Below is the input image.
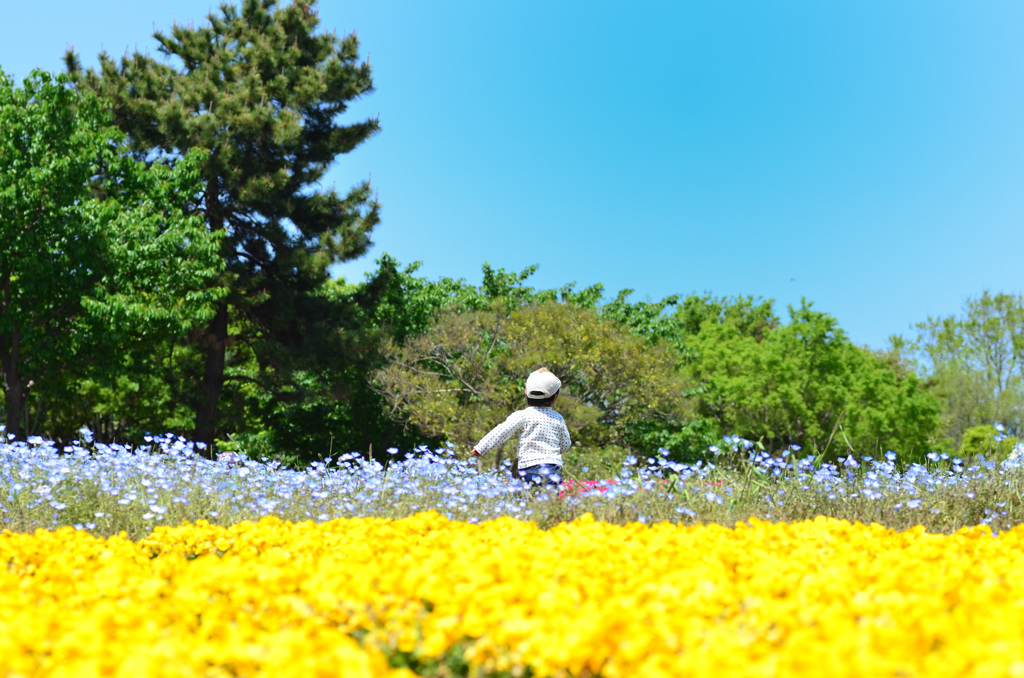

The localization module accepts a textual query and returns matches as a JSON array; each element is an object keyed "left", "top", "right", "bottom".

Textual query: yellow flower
[{"left": 6, "top": 515, "right": 1024, "bottom": 676}]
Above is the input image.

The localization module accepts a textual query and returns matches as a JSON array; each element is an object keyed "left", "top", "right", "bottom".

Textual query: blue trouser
[{"left": 517, "top": 464, "right": 563, "bottom": 488}]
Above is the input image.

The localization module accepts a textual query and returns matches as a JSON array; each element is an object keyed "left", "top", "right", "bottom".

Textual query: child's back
[{"left": 472, "top": 368, "right": 571, "bottom": 487}]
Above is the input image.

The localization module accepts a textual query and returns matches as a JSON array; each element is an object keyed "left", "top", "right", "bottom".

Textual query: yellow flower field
[{"left": 3, "top": 513, "right": 1024, "bottom": 677}]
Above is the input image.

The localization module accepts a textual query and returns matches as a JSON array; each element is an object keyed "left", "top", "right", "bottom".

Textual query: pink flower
[{"left": 558, "top": 478, "right": 618, "bottom": 498}]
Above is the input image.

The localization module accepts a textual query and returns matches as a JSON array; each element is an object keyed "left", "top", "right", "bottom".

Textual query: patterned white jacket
[{"left": 474, "top": 406, "right": 572, "bottom": 469}]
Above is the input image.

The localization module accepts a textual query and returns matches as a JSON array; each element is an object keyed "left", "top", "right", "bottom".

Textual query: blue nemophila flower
[{"left": 1, "top": 429, "right": 1020, "bottom": 533}]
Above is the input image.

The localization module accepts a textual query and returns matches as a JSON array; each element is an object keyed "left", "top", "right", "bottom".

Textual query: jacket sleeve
[
  {"left": 558, "top": 418, "right": 572, "bottom": 453},
  {"left": 475, "top": 412, "right": 524, "bottom": 455}
]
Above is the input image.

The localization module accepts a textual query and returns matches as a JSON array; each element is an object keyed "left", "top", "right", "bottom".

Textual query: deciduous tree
[
  {"left": 0, "top": 69, "right": 221, "bottom": 439},
  {"left": 911, "top": 291, "right": 1024, "bottom": 446},
  {"left": 689, "top": 300, "right": 942, "bottom": 459}
]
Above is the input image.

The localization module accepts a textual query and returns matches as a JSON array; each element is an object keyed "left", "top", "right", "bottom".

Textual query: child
[{"left": 471, "top": 368, "right": 571, "bottom": 487}]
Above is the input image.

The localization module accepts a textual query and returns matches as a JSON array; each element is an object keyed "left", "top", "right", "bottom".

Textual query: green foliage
[
  {"left": 603, "top": 289, "right": 778, "bottom": 356},
  {"left": 366, "top": 255, "right": 607, "bottom": 341},
  {"left": 0, "top": 68, "right": 222, "bottom": 440},
  {"left": 958, "top": 424, "right": 1017, "bottom": 462},
  {"left": 507, "top": 302, "right": 693, "bottom": 450},
  {"left": 594, "top": 291, "right": 779, "bottom": 458},
  {"left": 239, "top": 257, "right": 606, "bottom": 466},
  {"left": 375, "top": 299, "right": 693, "bottom": 465},
  {"left": 910, "top": 290, "right": 1024, "bottom": 448},
  {"left": 688, "top": 299, "right": 943, "bottom": 460},
  {"left": 623, "top": 417, "right": 721, "bottom": 464},
  {"left": 364, "top": 263, "right": 940, "bottom": 466}
]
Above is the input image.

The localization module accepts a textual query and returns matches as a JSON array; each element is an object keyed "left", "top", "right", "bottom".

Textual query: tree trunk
[
  {"left": 0, "top": 333, "right": 23, "bottom": 441},
  {"left": 194, "top": 301, "right": 227, "bottom": 455},
  {"left": 0, "top": 271, "right": 23, "bottom": 440},
  {"left": 193, "top": 171, "right": 225, "bottom": 456}
]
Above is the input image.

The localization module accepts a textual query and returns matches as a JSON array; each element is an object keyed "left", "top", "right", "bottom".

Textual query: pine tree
[{"left": 66, "top": 0, "right": 380, "bottom": 449}]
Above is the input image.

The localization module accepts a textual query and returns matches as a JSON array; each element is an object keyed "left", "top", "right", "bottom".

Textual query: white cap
[{"left": 525, "top": 368, "right": 561, "bottom": 398}]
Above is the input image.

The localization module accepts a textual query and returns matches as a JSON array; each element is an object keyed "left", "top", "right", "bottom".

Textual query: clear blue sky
[{"left": 3, "top": 1, "right": 1022, "bottom": 350}]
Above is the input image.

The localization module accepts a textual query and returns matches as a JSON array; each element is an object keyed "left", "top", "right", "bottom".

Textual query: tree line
[{"left": 2, "top": 0, "right": 1019, "bottom": 468}]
